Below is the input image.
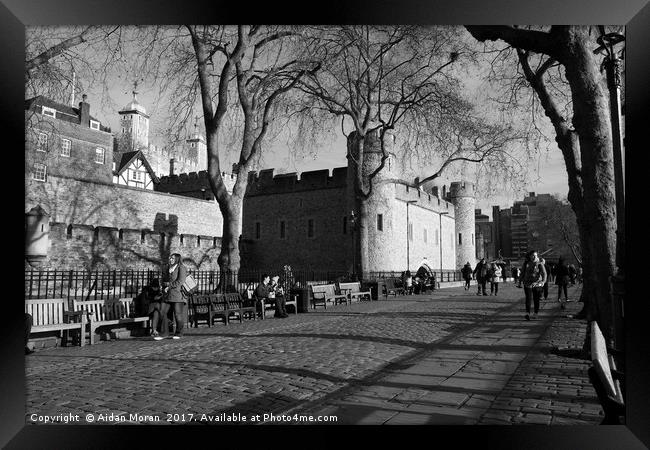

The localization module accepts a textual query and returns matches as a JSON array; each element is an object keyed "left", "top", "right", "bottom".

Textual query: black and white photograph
[{"left": 5, "top": 0, "right": 648, "bottom": 447}]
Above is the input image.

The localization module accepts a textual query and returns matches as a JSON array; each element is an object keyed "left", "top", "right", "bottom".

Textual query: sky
[{"left": 55, "top": 26, "right": 572, "bottom": 221}]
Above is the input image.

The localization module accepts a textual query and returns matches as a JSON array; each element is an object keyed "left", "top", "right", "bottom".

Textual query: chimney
[
  {"left": 169, "top": 158, "right": 175, "bottom": 176},
  {"left": 79, "top": 94, "right": 90, "bottom": 127}
]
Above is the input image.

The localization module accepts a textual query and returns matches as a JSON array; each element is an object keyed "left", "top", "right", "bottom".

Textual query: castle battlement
[
  {"left": 50, "top": 222, "right": 221, "bottom": 249},
  {"left": 449, "top": 181, "right": 475, "bottom": 199},
  {"left": 246, "top": 166, "right": 348, "bottom": 196},
  {"left": 395, "top": 183, "right": 454, "bottom": 215}
]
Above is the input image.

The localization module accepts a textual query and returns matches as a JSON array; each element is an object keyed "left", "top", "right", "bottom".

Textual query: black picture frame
[{"left": 3, "top": 0, "right": 647, "bottom": 448}]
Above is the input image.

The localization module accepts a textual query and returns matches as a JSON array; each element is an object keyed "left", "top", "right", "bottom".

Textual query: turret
[{"left": 449, "top": 181, "right": 476, "bottom": 269}]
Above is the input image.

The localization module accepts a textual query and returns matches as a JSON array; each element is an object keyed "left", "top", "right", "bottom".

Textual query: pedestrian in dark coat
[
  {"left": 158, "top": 253, "right": 188, "bottom": 340},
  {"left": 540, "top": 258, "right": 550, "bottom": 300},
  {"left": 518, "top": 250, "right": 547, "bottom": 321},
  {"left": 555, "top": 257, "right": 571, "bottom": 309},
  {"left": 473, "top": 258, "right": 489, "bottom": 296},
  {"left": 461, "top": 263, "right": 472, "bottom": 290}
]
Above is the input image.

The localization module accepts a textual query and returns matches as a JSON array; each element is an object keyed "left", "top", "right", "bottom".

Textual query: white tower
[
  {"left": 186, "top": 118, "right": 207, "bottom": 172},
  {"left": 118, "top": 83, "right": 150, "bottom": 151}
]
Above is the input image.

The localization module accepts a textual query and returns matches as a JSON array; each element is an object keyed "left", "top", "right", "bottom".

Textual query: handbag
[{"left": 181, "top": 273, "right": 198, "bottom": 296}]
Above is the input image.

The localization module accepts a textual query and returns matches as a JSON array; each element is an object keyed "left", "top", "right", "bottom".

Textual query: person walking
[
  {"left": 402, "top": 270, "right": 414, "bottom": 295},
  {"left": 473, "top": 258, "right": 489, "bottom": 296},
  {"left": 568, "top": 264, "right": 577, "bottom": 285},
  {"left": 517, "top": 250, "right": 547, "bottom": 321},
  {"left": 555, "top": 257, "right": 571, "bottom": 310},
  {"left": 489, "top": 262, "right": 502, "bottom": 296},
  {"left": 157, "top": 253, "right": 188, "bottom": 340},
  {"left": 540, "top": 258, "right": 550, "bottom": 301},
  {"left": 461, "top": 262, "right": 472, "bottom": 290}
]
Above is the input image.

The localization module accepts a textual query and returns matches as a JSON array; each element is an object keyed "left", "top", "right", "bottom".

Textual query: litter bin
[
  {"left": 292, "top": 287, "right": 311, "bottom": 313},
  {"left": 363, "top": 281, "right": 379, "bottom": 300}
]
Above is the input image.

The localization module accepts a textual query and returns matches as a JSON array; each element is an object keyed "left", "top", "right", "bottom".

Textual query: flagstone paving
[{"left": 24, "top": 283, "right": 601, "bottom": 425}]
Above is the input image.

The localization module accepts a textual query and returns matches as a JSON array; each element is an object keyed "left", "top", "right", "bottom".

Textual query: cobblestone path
[{"left": 25, "top": 282, "right": 601, "bottom": 425}]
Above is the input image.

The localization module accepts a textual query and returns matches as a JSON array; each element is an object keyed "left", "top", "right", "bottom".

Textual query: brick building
[{"left": 25, "top": 94, "right": 224, "bottom": 271}]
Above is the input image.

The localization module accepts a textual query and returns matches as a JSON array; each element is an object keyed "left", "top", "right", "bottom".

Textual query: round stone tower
[
  {"left": 449, "top": 181, "right": 476, "bottom": 269},
  {"left": 346, "top": 129, "right": 399, "bottom": 275}
]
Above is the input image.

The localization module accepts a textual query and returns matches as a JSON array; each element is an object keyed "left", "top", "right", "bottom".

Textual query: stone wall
[
  {"left": 26, "top": 175, "right": 224, "bottom": 270},
  {"left": 241, "top": 186, "right": 350, "bottom": 271},
  {"left": 39, "top": 222, "right": 221, "bottom": 271}
]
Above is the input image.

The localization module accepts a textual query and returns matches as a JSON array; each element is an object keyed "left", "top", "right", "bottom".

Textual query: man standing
[
  {"left": 157, "top": 253, "right": 187, "bottom": 340},
  {"left": 473, "top": 258, "right": 489, "bottom": 296}
]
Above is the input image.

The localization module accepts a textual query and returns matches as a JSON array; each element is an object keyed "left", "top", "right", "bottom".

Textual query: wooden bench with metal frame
[
  {"left": 383, "top": 278, "right": 405, "bottom": 299},
  {"left": 222, "top": 292, "right": 257, "bottom": 324},
  {"left": 26, "top": 298, "right": 87, "bottom": 347},
  {"left": 588, "top": 320, "right": 625, "bottom": 425},
  {"left": 338, "top": 281, "right": 372, "bottom": 302},
  {"left": 72, "top": 297, "right": 149, "bottom": 345},
  {"left": 310, "top": 284, "right": 349, "bottom": 309},
  {"left": 188, "top": 293, "right": 224, "bottom": 327}
]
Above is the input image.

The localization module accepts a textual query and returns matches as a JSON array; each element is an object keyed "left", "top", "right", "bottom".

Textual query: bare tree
[
  {"left": 26, "top": 26, "right": 127, "bottom": 107},
  {"left": 465, "top": 26, "right": 621, "bottom": 342},
  {"left": 295, "top": 26, "right": 526, "bottom": 275},
  {"left": 147, "top": 25, "right": 318, "bottom": 274},
  {"left": 534, "top": 195, "right": 582, "bottom": 265}
]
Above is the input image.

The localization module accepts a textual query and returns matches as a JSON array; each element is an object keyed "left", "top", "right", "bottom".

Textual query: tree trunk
[
  {"left": 559, "top": 28, "right": 618, "bottom": 343},
  {"left": 347, "top": 131, "right": 371, "bottom": 279}
]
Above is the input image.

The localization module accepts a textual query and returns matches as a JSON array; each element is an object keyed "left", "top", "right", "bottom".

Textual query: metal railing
[{"left": 24, "top": 268, "right": 352, "bottom": 301}]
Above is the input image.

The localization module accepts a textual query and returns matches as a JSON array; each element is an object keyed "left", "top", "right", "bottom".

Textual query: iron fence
[{"left": 24, "top": 268, "right": 353, "bottom": 301}]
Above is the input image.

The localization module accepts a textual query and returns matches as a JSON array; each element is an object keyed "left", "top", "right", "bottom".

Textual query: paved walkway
[{"left": 24, "top": 282, "right": 602, "bottom": 425}]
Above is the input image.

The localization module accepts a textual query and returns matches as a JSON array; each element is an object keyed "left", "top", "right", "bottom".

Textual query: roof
[
  {"left": 113, "top": 150, "right": 159, "bottom": 183},
  {"left": 25, "top": 95, "right": 110, "bottom": 132},
  {"left": 119, "top": 92, "right": 148, "bottom": 117}
]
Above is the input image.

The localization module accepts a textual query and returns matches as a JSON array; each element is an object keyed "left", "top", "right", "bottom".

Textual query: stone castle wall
[
  {"left": 39, "top": 223, "right": 222, "bottom": 271},
  {"left": 241, "top": 168, "right": 350, "bottom": 271},
  {"left": 26, "top": 175, "right": 224, "bottom": 270}
]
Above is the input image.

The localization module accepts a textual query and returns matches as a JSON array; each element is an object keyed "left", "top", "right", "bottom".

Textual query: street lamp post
[
  {"left": 406, "top": 200, "right": 417, "bottom": 271},
  {"left": 350, "top": 211, "right": 357, "bottom": 280},
  {"left": 439, "top": 211, "right": 449, "bottom": 276}
]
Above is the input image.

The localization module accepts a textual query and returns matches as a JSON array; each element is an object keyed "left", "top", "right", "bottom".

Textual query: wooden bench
[
  {"left": 26, "top": 298, "right": 87, "bottom": 347},
  {"left": 223, "top": 292, "right": 257, "bottom": 324},
  {"left": 310, "top": 284, "right": 349, "bottom": 309},
  {"left": 338, "top": 281, "right": 372, "bottom": 302},
  {"left": 72, "top": 298, "right": 149, "bottom": 345},
  {"left": 383, "top": 278, "right": 405, "bottom": 299},
  {"left": 189, "top": 294, "right": 227, "bottom": 327},
  {"left": 588, "top": 320, "right": 625, "bottom": 424}
]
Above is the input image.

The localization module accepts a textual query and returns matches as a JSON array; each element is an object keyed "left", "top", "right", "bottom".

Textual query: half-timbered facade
[{"left": 112, "top": 150, "right": 158, "bottom": 190}]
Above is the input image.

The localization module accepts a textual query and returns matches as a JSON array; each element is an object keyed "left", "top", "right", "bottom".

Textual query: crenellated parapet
[
  {"left": 394, "top": 183, "right": 455, "bottom": 215},
  {"left": 246, "top": 167, "right": 348, "bottom": 196},
  {"left": 156, "top": 169, "right": 237, "bottom": 197}
]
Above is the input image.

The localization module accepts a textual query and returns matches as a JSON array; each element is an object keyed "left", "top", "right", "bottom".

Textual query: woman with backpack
[
  {"left": 517, "top": 250, "right": 547, "bottom": 321},
  {"left": 489, "top": 262, "right": 502, "bottom": 296}
]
